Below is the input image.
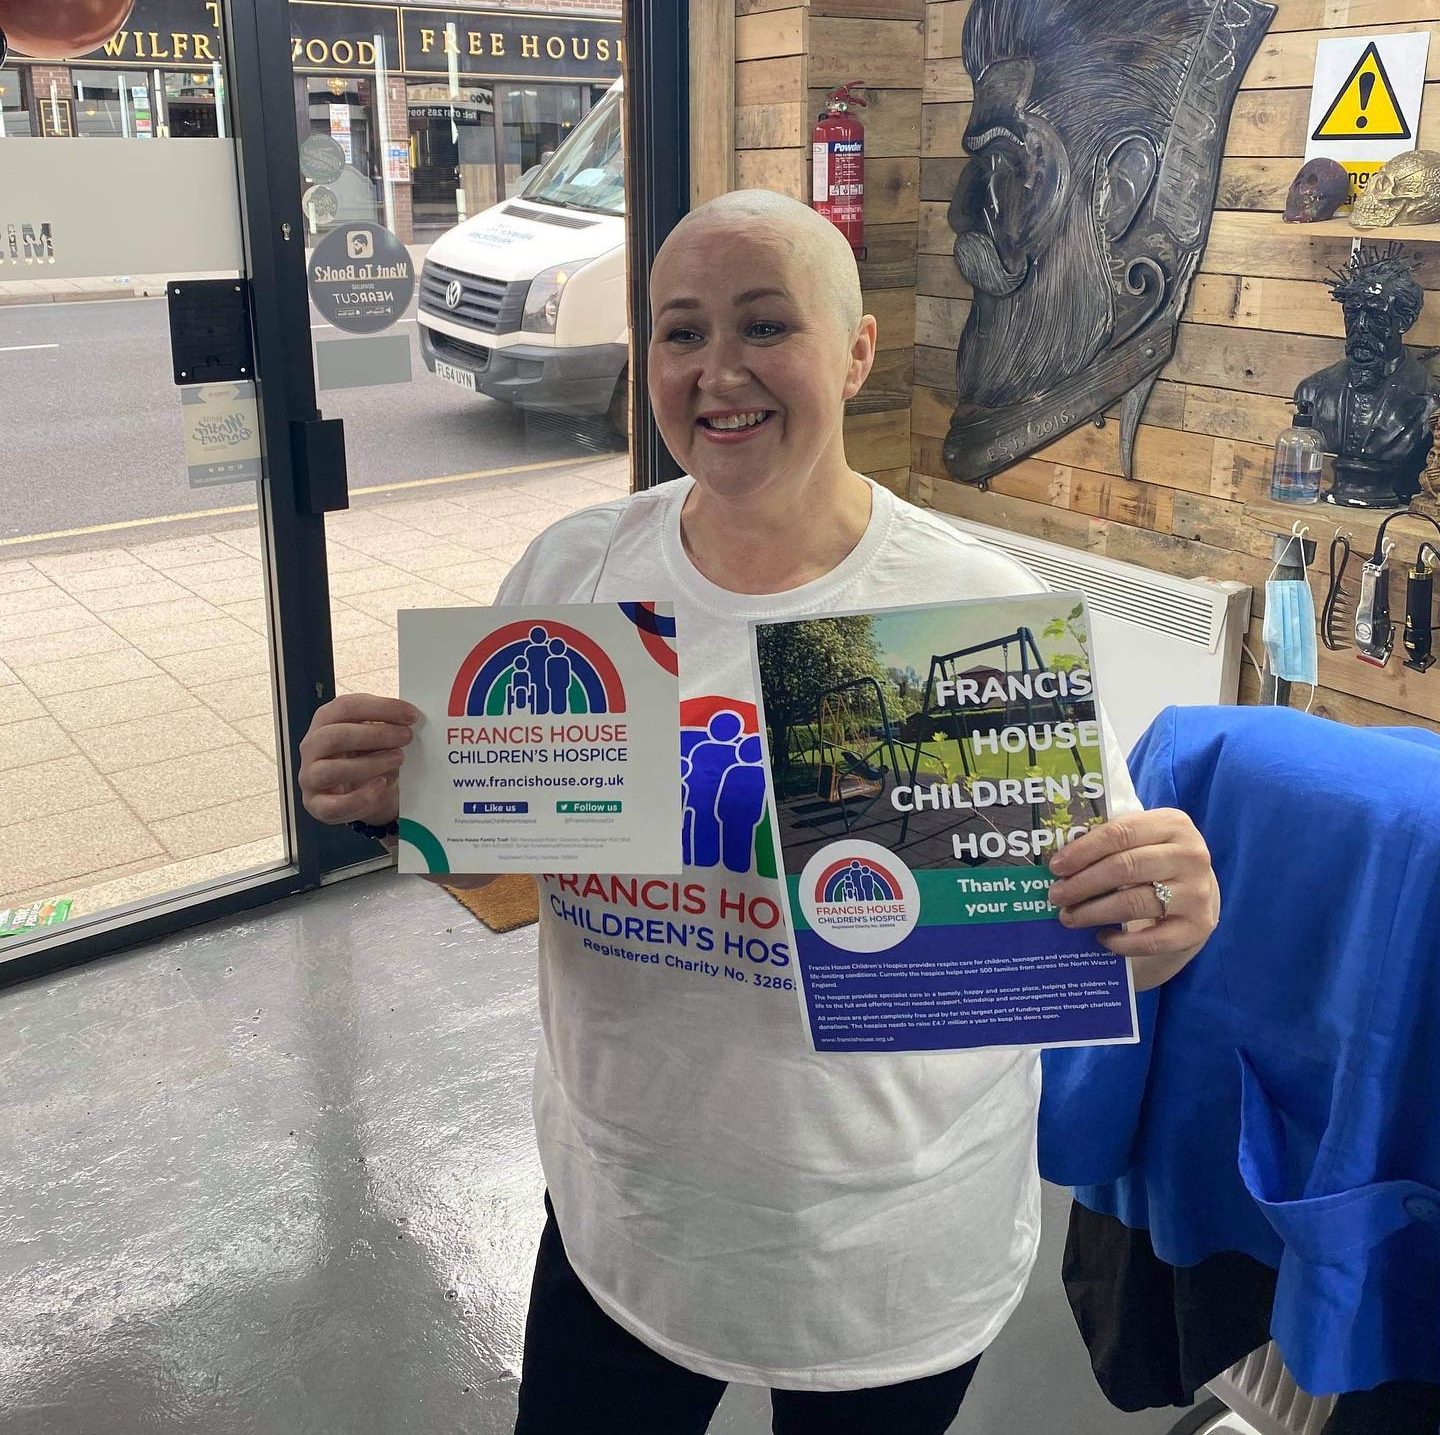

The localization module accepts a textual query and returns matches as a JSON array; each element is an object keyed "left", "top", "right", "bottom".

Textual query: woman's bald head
[{"left": 656, "top": 189, "right": 864, "bottom": 336}]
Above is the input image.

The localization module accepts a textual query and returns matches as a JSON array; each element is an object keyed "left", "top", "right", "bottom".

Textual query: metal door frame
[{"left": 5, "top": 0, "right": 351, "bottom": 987}]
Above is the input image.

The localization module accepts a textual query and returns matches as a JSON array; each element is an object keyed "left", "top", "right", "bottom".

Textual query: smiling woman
[
  {"left": 645, "top": 190, "right": 877, "bottom": 592},
  {"left": 296, "top": 182, "right": 1219, "bottom": 1433}
]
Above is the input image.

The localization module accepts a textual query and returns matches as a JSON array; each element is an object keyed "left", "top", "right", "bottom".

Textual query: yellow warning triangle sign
[{"left": 1312, "top": 42, "right": 1411, "bottom": 141}]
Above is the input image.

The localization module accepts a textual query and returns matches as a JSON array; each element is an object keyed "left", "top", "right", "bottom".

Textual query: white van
[{"left": 416, "top": 81, "right": 629, "bottom": 433}]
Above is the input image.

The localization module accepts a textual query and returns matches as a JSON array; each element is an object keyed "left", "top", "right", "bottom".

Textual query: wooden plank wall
[
  {"left": 733, "top": 0, "right": 926, "bottom": 496},
  {"left": 908, "top": 0, "right": 1440, "bottom": 730},
  {"left": 691, "top": 0, "right": 737, "bottom": 206}
]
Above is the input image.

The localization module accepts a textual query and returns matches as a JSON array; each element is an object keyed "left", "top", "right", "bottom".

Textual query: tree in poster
[{"left": 757, "top": 616, "right": 888, "bottom": 794}]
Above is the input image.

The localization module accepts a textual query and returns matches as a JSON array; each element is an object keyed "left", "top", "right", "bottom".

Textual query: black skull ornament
[{"left": 1284, "top": 158, "right": 1350, "bottom": 223}]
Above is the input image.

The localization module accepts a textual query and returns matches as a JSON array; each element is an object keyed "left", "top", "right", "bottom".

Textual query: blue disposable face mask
[{"left": 1264, "top": 578, "right": 1319, "bottom": 687}]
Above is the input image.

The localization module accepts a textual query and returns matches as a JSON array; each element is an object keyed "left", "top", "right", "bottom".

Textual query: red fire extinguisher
[{"left": 812, "top": 81, "right": 867, "bottom": 258}]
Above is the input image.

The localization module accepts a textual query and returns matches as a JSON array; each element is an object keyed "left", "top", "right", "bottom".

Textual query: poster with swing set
[{"left": 749, "top": 592, "right": 1139, "bottom": 1054}]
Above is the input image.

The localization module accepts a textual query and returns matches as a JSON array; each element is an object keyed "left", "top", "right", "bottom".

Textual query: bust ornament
[{"left": 1293, "top": 244, "right": 1440, "bottom": 509}]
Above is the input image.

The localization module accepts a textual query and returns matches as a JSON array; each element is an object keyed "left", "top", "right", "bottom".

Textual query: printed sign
[
  {"left": 300, "top": 132, "right": 347, "bottom": 184},
  {"left": 181, "top": 381, "right": 263, "bottom": 487},
  {"left": 131, "top": 85, "right": 153, "bottom": 138},
  {"left": 398, "top": 602, "right": 682, "bottom": 874},
  {"left": 307, "top": 222, "right": 415, "bottom": 334},
  {"left": 328, "top": 102, "right": 353, "bottom": 163},
  {"left": 386, "top": 141, "right": 412, "bottom": 184},
  {"left": 750, "top": 593, "right": 1138, "bottom": 1054},
  {"left": 1306, "top": 32, "right": 1430, "bottom": 202}
]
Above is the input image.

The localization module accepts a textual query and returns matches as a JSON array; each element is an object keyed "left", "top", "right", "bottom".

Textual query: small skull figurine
[
  {"left": 1285, "top": 158, "right": 1350, "bottom": 222},
  {"left": 1352, "top": 150, "right": 1440, "bottom": 228}
]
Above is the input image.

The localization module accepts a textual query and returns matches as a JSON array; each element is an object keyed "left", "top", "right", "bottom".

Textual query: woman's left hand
[{"left": 1046, "top": 808, "right": 1220, "bottom": 991}]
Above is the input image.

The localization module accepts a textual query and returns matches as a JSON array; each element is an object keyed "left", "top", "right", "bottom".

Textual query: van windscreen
[{"left": 522, "top": 88, "right": 624, "bottom": 216}]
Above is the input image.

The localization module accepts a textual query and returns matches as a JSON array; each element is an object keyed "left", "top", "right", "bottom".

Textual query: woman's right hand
[{"left": 299, "top": 693, "right": 418, "bottom": 827}]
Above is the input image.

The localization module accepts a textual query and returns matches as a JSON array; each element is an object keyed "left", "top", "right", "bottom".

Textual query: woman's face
[{"left": 647, "top": 225, "right": 873, "bottom": 503}]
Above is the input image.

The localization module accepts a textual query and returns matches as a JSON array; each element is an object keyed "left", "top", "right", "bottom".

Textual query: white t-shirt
[{"left": 495, "top": 477, "right": 1140, "bottom": 1391}]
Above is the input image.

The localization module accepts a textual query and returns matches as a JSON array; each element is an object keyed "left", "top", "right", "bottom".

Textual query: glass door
[
  {"left": 0, "top": 0, "right": 346, "bottom": 979},
  {"left": 288, "top": 10, "right": 634, "bottom": 719}
]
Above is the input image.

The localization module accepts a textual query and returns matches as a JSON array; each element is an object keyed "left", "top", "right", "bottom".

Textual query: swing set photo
[{"left": 759, "top": 605, "right": 1106, "bottom": 875}]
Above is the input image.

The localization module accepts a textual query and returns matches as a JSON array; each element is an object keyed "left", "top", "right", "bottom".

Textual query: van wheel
[{"left": 607, "top": 369, "right": 630, "bottom": 440}]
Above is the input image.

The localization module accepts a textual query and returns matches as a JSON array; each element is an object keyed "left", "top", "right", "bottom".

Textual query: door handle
[{"left": 289, "top": 417, "right": 349, "bottom": 515}]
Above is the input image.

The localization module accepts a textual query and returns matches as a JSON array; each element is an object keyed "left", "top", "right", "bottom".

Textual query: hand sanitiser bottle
[{"left": 1269, "top": 400, "right": 1324, "bottom": 504}]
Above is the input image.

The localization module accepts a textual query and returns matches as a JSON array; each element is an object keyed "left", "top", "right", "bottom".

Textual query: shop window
[
  {"left": 407, "top": 82, "right": 497, "bottom": 234},
  {"left": 73, "top": 70, "right": 157, "bottom": 139},
  {"left": 499, "top": 84, "right": 584, "bottom": 198},
  {"left": 302, "top": 76, "right": 381, "bottom": 229},
  {"left": 0, "top": 68, "right": 32, "bottom": 138},
  {"left": 163, "top": 71, "right": 222, "bottom": 138}
]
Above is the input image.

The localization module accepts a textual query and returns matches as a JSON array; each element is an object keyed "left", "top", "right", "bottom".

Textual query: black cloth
[
  {"left": 514, "top": 1197, "right": 983, "bottom": 1435},
  {"left": 1062, "top": 1199, "right": 1278, "bottom": 1412},
  {"left": 1062, "top": 1202, "right": 1440, "bottom": 1435}
]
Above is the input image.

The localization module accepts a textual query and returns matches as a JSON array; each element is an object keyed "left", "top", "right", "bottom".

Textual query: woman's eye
[
  {"left": 746, "top": 321, "right": 786, "bottom": 340},
  {"left": 665, "top": 327, "right": 703, "bottom": 344}
]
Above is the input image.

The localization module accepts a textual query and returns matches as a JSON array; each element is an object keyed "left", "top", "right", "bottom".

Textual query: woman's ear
[
  {"left": 1100, "top": 134, "right": 1158, "bottom": 243},
  {"left": 844, "top": 315, "right": 879, "bottom": 400}
]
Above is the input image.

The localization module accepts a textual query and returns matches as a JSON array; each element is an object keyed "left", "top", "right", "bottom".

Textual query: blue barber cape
[{"left": 1039, "top": 706, "right": 1440, "bottom": 1395}]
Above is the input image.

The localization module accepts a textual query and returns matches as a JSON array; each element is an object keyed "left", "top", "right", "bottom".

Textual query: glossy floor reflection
[{"left": 0, "top": 873, "right": 1185, "bottom": 1434}]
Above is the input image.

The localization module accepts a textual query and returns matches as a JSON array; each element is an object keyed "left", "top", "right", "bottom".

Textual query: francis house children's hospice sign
[
  {"left": 750, "top": 592, "right": 1138, "bottom": 1054},
  {"left": 398, "top": 603, "right": 682, "bottom": 875}
]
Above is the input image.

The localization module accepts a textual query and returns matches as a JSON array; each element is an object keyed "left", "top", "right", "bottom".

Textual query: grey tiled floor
[{"left": 0, "top": 870, "right": 1191, "bottom": 1435}]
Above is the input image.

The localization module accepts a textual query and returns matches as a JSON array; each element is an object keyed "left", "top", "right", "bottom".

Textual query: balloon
[{"left": 0, "top": 0, "right": 136, "bottom": 60}]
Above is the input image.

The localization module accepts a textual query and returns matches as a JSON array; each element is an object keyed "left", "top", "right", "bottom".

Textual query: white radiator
[
  {"left": 931, "top": 514, "right": 1254, "bottom": 755},
  {"left": 1205, "top": 1344, "right": 1337, "bottom": 1435}
]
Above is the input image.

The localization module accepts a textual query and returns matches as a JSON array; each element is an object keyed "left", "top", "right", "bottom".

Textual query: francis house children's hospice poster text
[
  {"left": 398, "top": 602, "right": 682, "bottom": 875},
  {"left": 750, "top": 593, "right": 1138, "bottom": 1054}
]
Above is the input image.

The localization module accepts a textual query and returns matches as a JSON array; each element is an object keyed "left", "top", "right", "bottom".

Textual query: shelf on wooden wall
[{"left": 1235, "top": 212, "right": 1440, "bottom": 246}]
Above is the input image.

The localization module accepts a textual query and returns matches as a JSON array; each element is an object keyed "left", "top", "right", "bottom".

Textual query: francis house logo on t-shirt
[
  {"left": 449, "top": 620, "right": 627, "bottom": 717},
  {"left": 680, "top": 697, "right": 778, "bottom": 879}
]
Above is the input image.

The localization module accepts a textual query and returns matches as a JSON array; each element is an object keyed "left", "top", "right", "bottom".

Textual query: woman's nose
[{"left": 697, "top": 339, "right": 750, "bottom": 393}]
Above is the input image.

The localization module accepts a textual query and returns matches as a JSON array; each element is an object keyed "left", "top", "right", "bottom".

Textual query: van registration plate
[{"left": 435, "top": 360, "right": 477, "bottom": 391}]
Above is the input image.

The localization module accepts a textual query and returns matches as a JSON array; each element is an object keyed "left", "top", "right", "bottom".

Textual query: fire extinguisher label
[{"left": 812, "top": 142, "right": 828, "bottom": 204}]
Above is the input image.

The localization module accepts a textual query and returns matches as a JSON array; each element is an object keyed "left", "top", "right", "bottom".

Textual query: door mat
[{"left": 442, "top": 875, "right": 539, "bottom": 933}]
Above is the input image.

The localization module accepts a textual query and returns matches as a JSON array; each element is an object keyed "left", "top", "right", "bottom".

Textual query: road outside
[
  {"left": 0, "top": 273, "right": 630, "bottom": 935},
  {"left": 0, "top": 281, "right": 620, "bottom": 539}
]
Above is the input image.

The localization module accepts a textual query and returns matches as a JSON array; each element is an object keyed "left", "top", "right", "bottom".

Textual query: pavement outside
[{"left": 0, "top": 452, "right": 629, "bottom": 922}]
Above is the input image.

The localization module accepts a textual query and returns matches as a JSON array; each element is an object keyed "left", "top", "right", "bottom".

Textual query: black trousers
[{"left": 515, "top": 1200, "right": 983, "bottom": 1435}]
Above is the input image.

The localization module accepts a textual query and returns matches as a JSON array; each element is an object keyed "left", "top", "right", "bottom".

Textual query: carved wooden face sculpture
[
  {"left": 1284, "top": 158, "right": 1350, "bottom": 223},
  {"left": 943, "top": 0, "right": 1277, "bottom": 488},
  {"left": 0, "top": 0, "right": 135, "bottom": 60},
  {"left": 1352, "top": 151, "right": 1440, "bottom": 229}
]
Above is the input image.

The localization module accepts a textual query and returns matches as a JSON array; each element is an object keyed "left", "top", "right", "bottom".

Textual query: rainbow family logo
[
  {"left": 816, "top": 857, "right": 902, "bottom": 905},
  {"left": 450, "top": 620, "right": 626, "bottom": 717},
  {"left": 798, "top": 840, "right": 920, "bottom": 953}
]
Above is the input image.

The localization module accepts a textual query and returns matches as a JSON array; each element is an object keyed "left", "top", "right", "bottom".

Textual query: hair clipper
[
  {"left": 1404, "top": 543, "right": 1440, "bottom": 672},
  {"left": 1355, "top": 552, "right": 1394, "bottom": 667}
]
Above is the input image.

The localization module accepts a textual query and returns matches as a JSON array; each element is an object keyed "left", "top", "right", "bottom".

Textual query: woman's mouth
[{"left": 697, "top": 409, "right": 775, "bottom": 441}]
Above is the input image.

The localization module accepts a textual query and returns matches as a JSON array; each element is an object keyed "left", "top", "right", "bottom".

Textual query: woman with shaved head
[{"left": 299, "top": 191, "right": 1219, "bottom": 1433}]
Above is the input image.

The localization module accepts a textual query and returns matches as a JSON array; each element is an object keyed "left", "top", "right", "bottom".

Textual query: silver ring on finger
[{"left": 1151, "top": 880, "right": 1174, "bottom": 919}]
